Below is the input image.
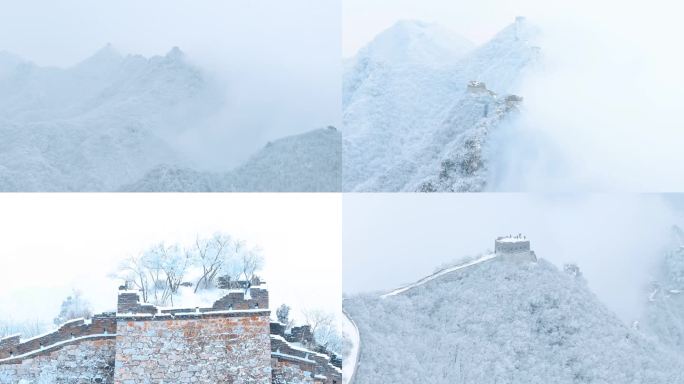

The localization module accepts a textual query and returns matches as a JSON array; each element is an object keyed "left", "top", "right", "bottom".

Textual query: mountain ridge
[{"left": 342, "top": 17, "right": 539, "bottom": 192}]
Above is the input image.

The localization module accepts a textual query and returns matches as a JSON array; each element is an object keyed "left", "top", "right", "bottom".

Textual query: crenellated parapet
[
  {"left": 116, "top": 285, "right": 269, "bottom": 320},
  {"left": 495, "top": 234, "right": 537, "bottom": 262},
  {"left": 271, "top": 335, "right": 342, "bottom": 384},
  {"left": 0, "top": 313, "right": 116, "bottom": 363}
]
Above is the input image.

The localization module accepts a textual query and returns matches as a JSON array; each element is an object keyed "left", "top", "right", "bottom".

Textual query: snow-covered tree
[
  {"left": 113, "top": 232, "right": 265, "bottom": 306},
  {"left": 53, "top": 290, "right": 92, "bottom": 325},
  {"left": 301, "top": 309, "right": 345, "bottom": 353},
  {"left": 190, "top": 233, "right": 236, "bottom": 292},
  {"left": 0, "top": 318, "right": 48, "bottom": 339},
  {"left": 276, "top": 304, "right": 291, "bottom": 326},
  {"left": 144, "top": 242, "right": 190, "bottom": 306},
  {"left": 240, "top": 245, "right": 265, "bottom": 284}
]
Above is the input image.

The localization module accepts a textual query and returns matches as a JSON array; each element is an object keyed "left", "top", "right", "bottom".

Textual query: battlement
[
  {"left": 495, "top": 234, "right": 537, "bottom": 262},
  {"left": 0, "top": 313, "right": 116, "bottom": 362},
  {"left": 116, "top": 285, "right": 269, "bottom": 319}
]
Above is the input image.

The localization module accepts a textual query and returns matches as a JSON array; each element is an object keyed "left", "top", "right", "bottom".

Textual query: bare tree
[
  {"left": 142, "top": 242, "right": 192, "bottom": 306},
  {"left": 114, "top": 254, "right": 151, "bottom": 302},
  {"left": 301, "top": 309, "right": 345, "bottom": 354},
  {"left": 240, "top": 245, "right": 265, "bottom": 284},
  {"left": 191, "top": 233, "right": 233, "bottom": 293},
  {"left": 1, "top": 318, "right": 48, "bottom": 339},
  {"left": 112, "top": 233, "right": 264, "bottom": 306},
  {"left": 113, "top": 242, "right": 190, "bottom": 306}
]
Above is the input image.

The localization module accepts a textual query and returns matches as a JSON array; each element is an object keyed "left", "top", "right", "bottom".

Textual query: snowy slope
[
  {"left": 343, "top": 18, "right": 539, "bottom": 192},
  {"left": 345, "top": 256, "right": 684, "bottom": 383},
  {"left": 0, "top": 46, "right": 218, "bottom": 191},
  {"left": 123, "top": 127, "right": 341, "bottom": 192},
  {"left": 641, "top": 226, "right": 684, "bottom": 354},
  {"left": 342, "top": 309, "right": 360, "bottom": 384}
]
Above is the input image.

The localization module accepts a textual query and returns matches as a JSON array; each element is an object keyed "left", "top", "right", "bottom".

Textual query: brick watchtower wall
[
  {"left": 0, "top": 314, "right": 117, "bottom": 383},
  {"left": 114, "top": 288, "right": 272, "bottom": 384}
]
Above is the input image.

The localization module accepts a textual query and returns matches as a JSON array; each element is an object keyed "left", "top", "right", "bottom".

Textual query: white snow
[
  {"left": 341, "top": 309, "right": 360, "bottom": 384},
  {"left": 380, "top": 253, "right": 496, "bottom": 298},
  {"left": 0, "top": 334, "right": 115, "bottom": 363}
]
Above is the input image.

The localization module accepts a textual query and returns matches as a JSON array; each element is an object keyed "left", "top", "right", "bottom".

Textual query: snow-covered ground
[{"left": 341, "top": 309, "right": 360, "bottom": 384}]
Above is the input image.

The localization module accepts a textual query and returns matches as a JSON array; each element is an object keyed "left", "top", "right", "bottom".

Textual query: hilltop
[{"left": 344, "top": 237, "right": 684, "bottom": 383}]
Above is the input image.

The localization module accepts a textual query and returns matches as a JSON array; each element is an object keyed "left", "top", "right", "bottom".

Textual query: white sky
[
  {"left": 343, "top": 0, "right": 536, "bottom": 57},
  {"left": 0, "top": 194, "right": 341, "bottom": 326},
  {"left": 343, "top": 193, "right": 684, "bottom": 322}
]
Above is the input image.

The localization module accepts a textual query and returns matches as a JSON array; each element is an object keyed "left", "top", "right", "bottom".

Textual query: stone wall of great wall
[
  {"left": 115, "top": 290, "right": 272, "bottom": 384},
  {"left": 0, "top": 286, "right": 342, "bottom": 384},
  {"left": 0, "top": 315, "right": 117, "bottom": 383}
]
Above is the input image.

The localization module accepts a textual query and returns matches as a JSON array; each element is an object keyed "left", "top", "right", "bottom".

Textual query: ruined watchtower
[{"left": 495, "top": 234, "right": 537, "bottom": 263}]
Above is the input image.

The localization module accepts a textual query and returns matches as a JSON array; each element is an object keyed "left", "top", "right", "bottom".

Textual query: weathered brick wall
[
  {"left": 212, "top": 288, "right": 269, "bottom": 311},
  {"left": 0, "top": 313, "right": 117, "bottom": 383},
  {"left": 115, "top": 313, "right": 272, "bottom": 383},
  {"left": 271, "top": 358, "right": 316, "bottom": 384},
  {"left": 0, "top": 338, "right": 116, "bottom": 384},
  {"left": 271, "top": 336, "right": 341, "bottom": 384},
  {"left": 0, "top": 315, "right": 116, "bottom": 360}
]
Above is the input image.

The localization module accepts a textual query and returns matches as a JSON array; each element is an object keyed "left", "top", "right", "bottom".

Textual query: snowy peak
[
  {"left": 80, "top": 43, "right": 122, "bottom": 64},
  {"left": 355, "top": 19, "right": 474, "bottom": 66},
  {"left": 489, "top": 16, "right": 539, "bottom": 45},
  {"left": 165, "top": 46, "right": 185, "bottom": 61}
]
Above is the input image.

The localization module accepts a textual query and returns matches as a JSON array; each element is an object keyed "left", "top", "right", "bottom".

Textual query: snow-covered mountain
[
  {"left": 641, "top": 226, "right": 684, "bottom": 354},
  {"left": 343, "top": 18, "right": 539, "bottom": 192},
  {"left": 0, "top": 45, "right": 220, "bottom": 191},
  {"left": 344, "top": 254, "right": 684, "bottom": 383},
  {"left": 122, "top": 126, "right": 341, "bottom": 192},
  {"left": 0, "top": 46, "right": 339, "bottom": 191}
]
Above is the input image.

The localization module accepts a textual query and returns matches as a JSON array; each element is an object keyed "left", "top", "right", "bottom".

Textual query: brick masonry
[
  {"left": 115, "top": 315, "right": 272, "bottom": 383},
  {"left": 0, "top": 338, "right": 115, "bottom": 384}
]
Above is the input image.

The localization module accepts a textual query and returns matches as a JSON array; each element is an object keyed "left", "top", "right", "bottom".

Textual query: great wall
[{"left": 0, "top": 284, "right": 342, "bottom": 384}]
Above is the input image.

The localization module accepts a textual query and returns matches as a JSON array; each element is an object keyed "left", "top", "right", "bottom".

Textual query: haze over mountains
[
  {"left": 0, "top": 46, "right": 340, "bottom": 191},
  {"left": 342, "top": 18, "right": 539, "bottom": 192}
]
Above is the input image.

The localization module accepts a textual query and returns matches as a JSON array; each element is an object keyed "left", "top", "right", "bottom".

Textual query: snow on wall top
[{"left": 116, "top": 285, "right": 269, "bottom": 318}]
